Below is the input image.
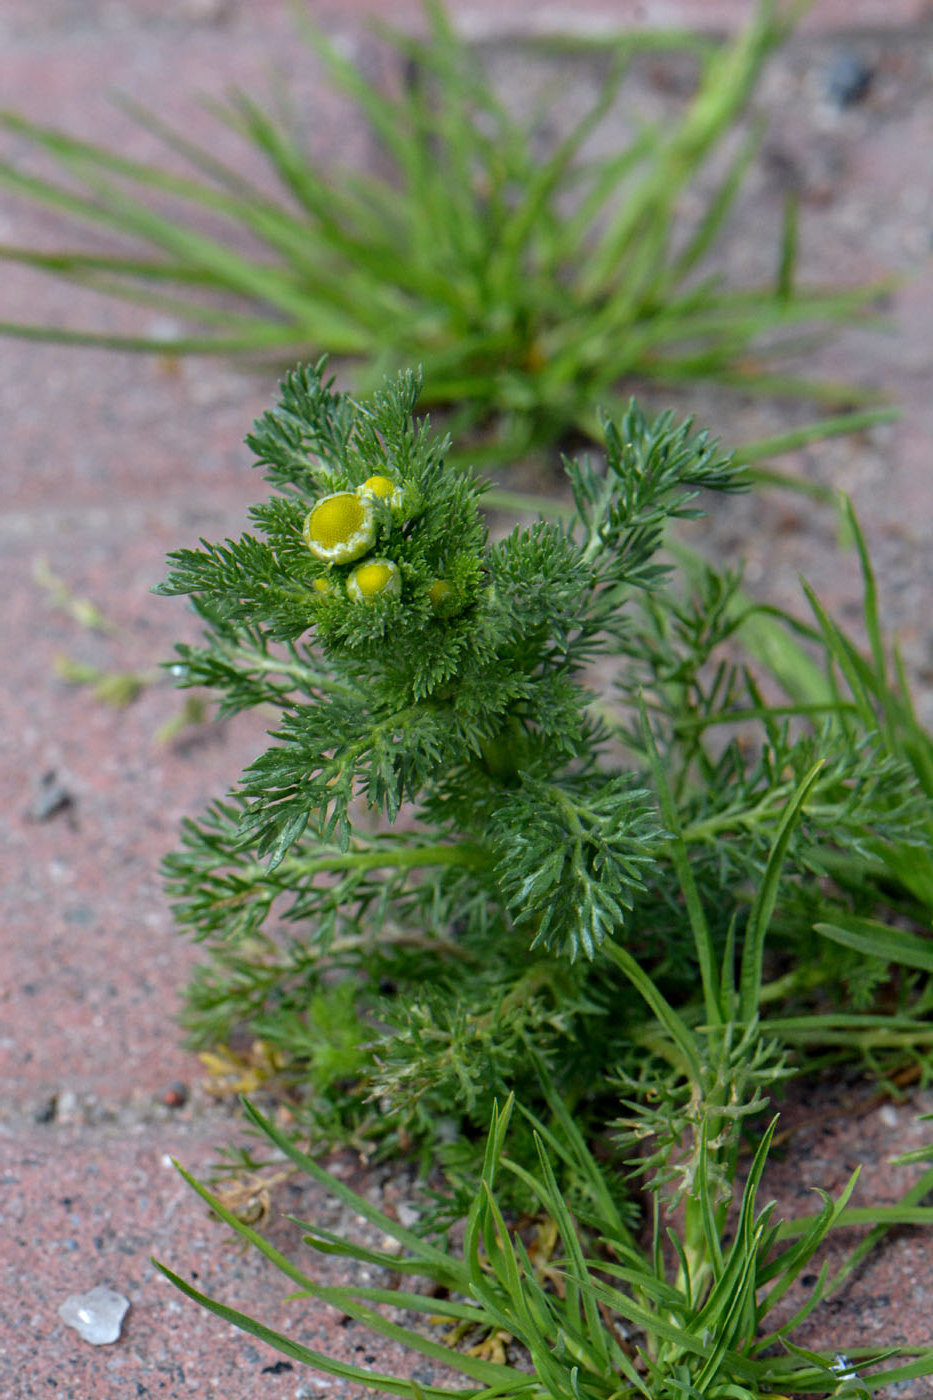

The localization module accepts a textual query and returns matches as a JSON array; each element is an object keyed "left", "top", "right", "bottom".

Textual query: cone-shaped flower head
[
  {"left": 347, "top": 558, "right": 402, "bottom": 603},
  {"left": 359, "top": 475, "right": 404, "bottom": 509},
  {"left": 428, "top": 579, "right": 454, "bottom": 612},
  {"left": 303, "top": 492, "right": 376, "bottom": 563}
]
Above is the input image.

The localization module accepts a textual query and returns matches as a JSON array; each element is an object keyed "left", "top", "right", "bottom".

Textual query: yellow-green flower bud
[
  {"left": 347, "top": 558, "right": 401, "bottom": 603},
  {"left": 358, "top": 475, "right": 403, "bottom": 509},
  {"left": 427, "top": 578, "right": 468, "bottom": 618},
  {"left": 303, "top": 492, "right": 376, "bottom": 564},
  {"left": 428, "top": 579, "right": 454, "bottom": 611},
  {"left": 312, "top": 575, "right": 335, "bottom": 597}
]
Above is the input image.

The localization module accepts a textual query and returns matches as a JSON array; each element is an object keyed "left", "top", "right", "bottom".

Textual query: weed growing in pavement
[
  {"left": 151, "top": 364, "right": 933, "bottom": 1393},
  {"left": 0, "top": 0, "right": 886, "bottom": 468},
  {"left": 156, "top": 363, "right": 933, "bottom": 1154}
]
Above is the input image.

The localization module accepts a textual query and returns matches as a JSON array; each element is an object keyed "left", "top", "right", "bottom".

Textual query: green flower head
[{"left": 303, "top": 492, "right": 376, "bottom": 564}]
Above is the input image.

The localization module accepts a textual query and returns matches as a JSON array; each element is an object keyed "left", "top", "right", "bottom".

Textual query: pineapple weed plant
[
  {"left": 0, "top": 0, "right": 889, "bottom": 469},
  {"left": 154, "top": 364, "right": 933, "bottom": 1396}
]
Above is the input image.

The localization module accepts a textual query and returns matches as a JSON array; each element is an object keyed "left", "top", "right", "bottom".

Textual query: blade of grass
[
  {"left": 668, "top": 117, "right": 766, "bottom": 286},
  {"left": 0, "top": 319, "right": 303, "bottom": 354},
  {"left": 239, "top": 1099, "right": 465, "bottom": 1286},
  {"left": 0, "top": 245, "right": 215, "bottom": 282},
  {"left": 1, "top": 109, "right": 430, "bottom": 332},
  {"left": 800, "top": 580, "right": 886, "bottom": 737},
  {"left": 756, "top": 1169, "right": 859, "bottom": 1313},
  {"left": 822, "top": 1162, "right": 933, "bottom": 1302},
  {"left": 0, "top": 159, "right": 374, "bottom": 348},
  {"left": 514, "top": 1061, "right": 636, "bottom": 1251},
  {"left": 552, "top": 128, "right": 659, "bottom": 264},
  {"left": 581, "top": 0, "right": 792, "bottom": 297},
  {"left": 737, "top": 412, "right": 899, "bottom": 469},
  {"left": 152, "top": 1262, "right": 486, "bottom": 1399},
  {"left": 638, "top": 359, "right": 884, "bottom": 406},
  {"left": 739, "top": 761, "right": 824, "bottom": 1021},
  {"left": 165, "top": 1157, "right": 525, "bottom": 1388},
  {"left": 490, "top": 55, "right": 628, "bottom": 280},
  {"left": 841, "top": 493, "right": 886, "bottom": 683},
  {"left": 602, "top": 940, "right": 703, "bottom": 1084},
  {"left": 776, "top": 190, "right": 799, "bottom": 301},
  {"left": 816, "top": 916, "right": 933, "bottom": 974}
]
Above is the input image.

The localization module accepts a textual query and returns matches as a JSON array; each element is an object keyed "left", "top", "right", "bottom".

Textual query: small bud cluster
[{"left": 302, "top": 475, "right": 455, "bottom": 614}]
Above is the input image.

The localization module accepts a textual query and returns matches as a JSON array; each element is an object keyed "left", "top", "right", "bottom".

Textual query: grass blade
[
  {"left": 152, "top": 1262, "right": 481, "bottom": 1399},
  {"left": 602, "top": 940, "right": 703, "bottom": 1084},
  {"left": 239, "top": 1100, "right": 465, "bottom": 1286},
  {"left": 776, "top": 191, "right": 799, "bottom": 301},
  {"left": 669, "top": 117, "right": 765, "bottom": 286},
  {"left": 816, "top": 916, "right": 933, "bottom": 974},
  {"left": 739, "top": 761, "right": 824, "bottom": 1021}
]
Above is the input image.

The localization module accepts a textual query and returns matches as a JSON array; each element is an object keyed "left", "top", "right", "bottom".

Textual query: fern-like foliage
[{"left": 159, "top": 364, "right": 930, "bottom": 1167}]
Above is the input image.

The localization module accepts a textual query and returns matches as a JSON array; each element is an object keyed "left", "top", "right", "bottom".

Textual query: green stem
[
  {"left": 226, "top": 643, "right": 354, "bottom": 695},
  {"left": 580, "top": 472, "right": 620, "bottom": 567},
  {"left": 768, "top": 1023, "right": 933, "bottom": 1050},
  {"left": 681, "top": 785, "right": 840, "bottom": 845},
  {"left": 757, "top": 963, "right": 827, "bottom": 1005},
  {"left": 252, "top": 840, "right": 490, "bottom": 885}
]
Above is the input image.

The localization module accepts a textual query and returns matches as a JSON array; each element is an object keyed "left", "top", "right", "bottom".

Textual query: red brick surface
[
  {"left": 1, "top": 0, "right": 930, "bottom": 41},
  {"left": 302, "top": 0, "right": 933, "bottom": 36},
  {"left": 1, "top": 1116, "right": 457, "bottom": 1400},
  {"left": 3, "top": 0, "right": 933, "bottom": 1396}
]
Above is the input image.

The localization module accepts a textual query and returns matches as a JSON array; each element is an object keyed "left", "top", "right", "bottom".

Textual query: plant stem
[{"left": 250, "top": 840, "right": 490, "bottom": 886}]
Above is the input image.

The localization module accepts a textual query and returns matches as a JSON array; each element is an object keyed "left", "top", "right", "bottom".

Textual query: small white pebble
[
  {"left": 56, "top": 1090, "right": 79, "bottom": 1122},
  {"left": 59, "top": 1286, "right": 130, "bottom": 1345}
]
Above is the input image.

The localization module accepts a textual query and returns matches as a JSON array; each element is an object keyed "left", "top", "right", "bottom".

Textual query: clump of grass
[
  {"left": 156, "top": 1087, "right": 933, "bottom": 1399},
  {"left": 0, "top": 0, "right": 885, "bottom": 464}
]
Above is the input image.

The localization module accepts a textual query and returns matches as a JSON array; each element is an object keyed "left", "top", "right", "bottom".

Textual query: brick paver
[{"left": 2, "top": 1115, "right": 454, "bottom": 1400}]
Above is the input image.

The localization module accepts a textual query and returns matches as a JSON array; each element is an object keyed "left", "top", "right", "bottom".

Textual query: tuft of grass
[
  {"left": 0, "top": 0, "right": 887, "bottom": 463},
  {"left": 734, "top": 493, "right": 933, "bottom": 913},
  {"left": 154, "top": 787, "right": 933, "bottom": 1398}
]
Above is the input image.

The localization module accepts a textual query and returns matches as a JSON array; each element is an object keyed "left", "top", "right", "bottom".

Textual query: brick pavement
[{"left": 3, "top": 2, "right": 933, "bottom": 1397}]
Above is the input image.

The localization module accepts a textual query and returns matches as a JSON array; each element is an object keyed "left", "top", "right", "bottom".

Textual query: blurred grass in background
[{"left": 0, "top": 0, "right": 888, "bottom": 469}]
